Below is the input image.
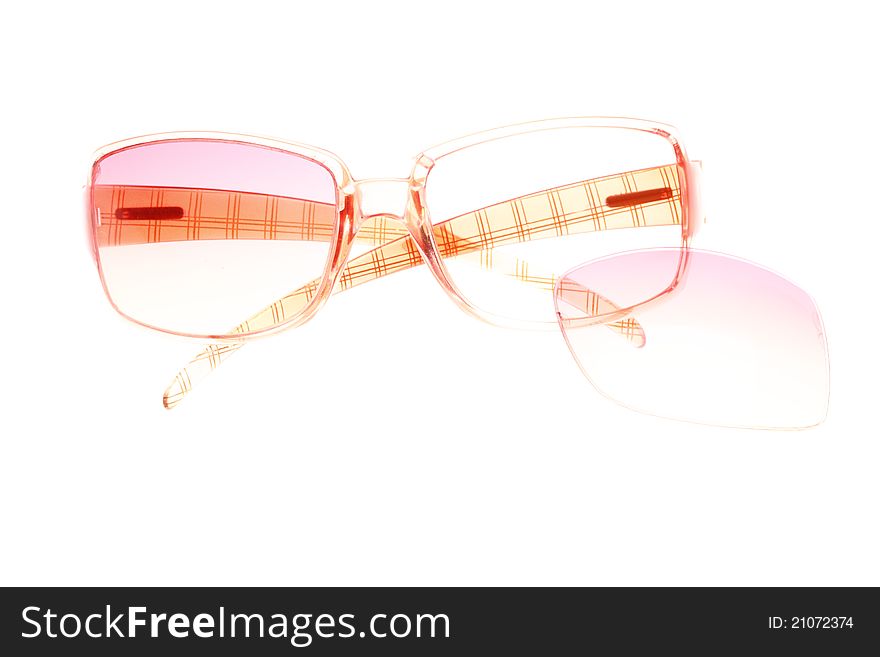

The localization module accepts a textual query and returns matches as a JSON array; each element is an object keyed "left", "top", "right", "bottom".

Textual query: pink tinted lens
[
  {"left": 91, "top": 140, "right": 338, "bottom": 337},
  {"left": 555, "top": 249, "right": 829, "bottom": 429}
]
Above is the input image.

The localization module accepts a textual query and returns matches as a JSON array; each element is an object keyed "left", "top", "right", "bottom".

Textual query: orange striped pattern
[{"left": 94, "top": 186, "right": 408, "bottom": 248}]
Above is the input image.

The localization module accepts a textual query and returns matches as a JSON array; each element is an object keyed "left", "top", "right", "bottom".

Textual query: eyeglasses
[{"left": 87, "top": 117, "right": 828, "bottom": 428}]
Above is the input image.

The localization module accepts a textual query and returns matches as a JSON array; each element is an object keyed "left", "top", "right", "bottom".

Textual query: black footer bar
[{"left": 1, "top": 587, "right": 877, "bottom": 655}]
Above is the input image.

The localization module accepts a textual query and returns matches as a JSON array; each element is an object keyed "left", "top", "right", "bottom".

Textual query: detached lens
[{"left": 555, "top": 249, "right": 829, "bottom": 429}]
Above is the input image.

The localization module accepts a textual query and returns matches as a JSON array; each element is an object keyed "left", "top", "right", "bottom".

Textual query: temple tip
[
  {"left": 160, "top": 342, "right": 243, "bottom": 411},
  {"left": 612, "top": 318, "right": 647, "bottom": 348},
  {"left": 162, "top": 374, "right": 188, "bottom": 410},
  {"left": 556, "top": 283, "right": 647, "bottom": 348}
]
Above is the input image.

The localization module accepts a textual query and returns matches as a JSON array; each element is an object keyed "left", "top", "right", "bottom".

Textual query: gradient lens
[
  {"left": 555, "top": 249, "right": 829, "bottom": 429},
  {"left": 91, "top": 140, "right": 338, "bottom": 336},
  {"left": 425, "top": 127, "right": 686, "bottom": 324}
]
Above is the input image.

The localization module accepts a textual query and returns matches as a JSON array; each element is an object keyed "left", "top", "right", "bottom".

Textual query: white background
[{"left": 1, "top": 0, "right": 877, "bottom": 586}]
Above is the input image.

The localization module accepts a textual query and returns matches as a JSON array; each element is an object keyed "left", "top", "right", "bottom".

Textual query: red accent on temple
[
  {"left": 605, "top": 187, "right": 673, "bottom": 208},
  {"left": 115, "top": 206, "right": 185, "bottom": 221}
]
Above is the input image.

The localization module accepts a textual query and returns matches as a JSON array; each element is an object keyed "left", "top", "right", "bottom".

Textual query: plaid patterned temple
[
  {"left": 107, "top": 163, "right": 680, "bottom": 408},
  {"left": 93, "top": 187, "right": 407, "bottom": 248}
]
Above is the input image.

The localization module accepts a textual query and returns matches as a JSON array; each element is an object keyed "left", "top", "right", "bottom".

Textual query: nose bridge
[
  {"left": 347, "top": 174, "right": 451, "bottom": 299},
  {"left": 354, "top": 178, "right": 412, "bottom": 224}
]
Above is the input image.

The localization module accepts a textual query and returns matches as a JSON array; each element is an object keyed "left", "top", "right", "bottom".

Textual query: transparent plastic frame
[{"left": 86, "top": 117, "right": 703, "bottom": 409}]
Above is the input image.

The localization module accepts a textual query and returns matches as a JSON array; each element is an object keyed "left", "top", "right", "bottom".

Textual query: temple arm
[
  {"left": 94, "top": 185, "right": 407, "bottom": 248},
  {"left": 161, "top": 250, "right": 645, "bottom": 410},
  {"left": 160, "top": 163, "right": 680, "bottom": 408}
]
